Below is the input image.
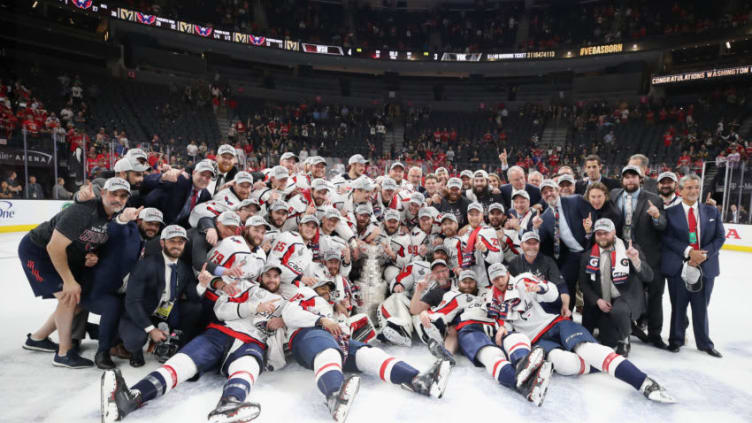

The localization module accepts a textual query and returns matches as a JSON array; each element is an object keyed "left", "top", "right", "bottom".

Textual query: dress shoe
[
  {"left": 95, "top": 351, "right": 116, "bottom": 369},
  {"left": 110, "top": 343, "right": 132, "bottom": 359},
  {"left": 700, "top": 347, "right": 722, "bottom": 358},
  {"left": 129, "top": 350, "right": 145, "bottom": 367},
  {"left": 647, "top": 335, "right": 667, "bottom": 349},
  {"left": 667, "top": 343, "right": 681, "bottom": 353}
]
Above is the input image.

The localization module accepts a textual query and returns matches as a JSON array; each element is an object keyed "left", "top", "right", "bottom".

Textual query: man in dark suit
[
  {"left": 499, "top": 165, "right": 543, "bottom": 212},
  {"left": 662, "top": 173, "right": 725, "bottom": 357},
  {"left": 579, "top": 218, "right": 654, "bottom": 356},
  {"left": 575, "top": 154, "right": 619, "bottom": 195},
  {"left": 537, "top": 179, "right": 591, "bottom": 311},
  {"left": 142, "top": 159, "right": 215, "bottom": 228},
  {"left": 610, "top": 165, "right": 667, "bottom": 349},
  {"left": 118, "top": 225, "right": 202, "bottom": 367},
  {"left": 628, "top": 154, "right": 657, "bottom": 194}
]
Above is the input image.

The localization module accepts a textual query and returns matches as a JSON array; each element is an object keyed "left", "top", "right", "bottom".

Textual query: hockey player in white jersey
[
  {"left": 377, "top": 259, "right": 431, "bottom": 346},
  {"left": 100, "top": 264, "right": 285, "bottom": 423},
  {"left": 282, "top": 279, "right": 452, "bottom": 422},
  {"left": 283, "top": 178, "right": 331, "bottom": 231},
  {"left": 417, "top": 269, "right": 553, "bottom": 406},
  {"left": 459, "top": 202, "right": 504, "bottom": 287},
  {"left": 266, "top": 214, "right": 321, "bottom": 298},
  {"left": 372, "top": 177, "right": 402, "bottom": 222},
  {"left": 409, "top": 207, "right": 441, "bottom": 260},
  {"left": 402, "top": 192, "right": 424, "bottom": 229},
  {"left": 377, "top": 209, "right": 412, "bottom": 283},
  {"left": 261, "top": 200, "right": 289, "bottom": 247},
  {"left": 256, "top": 166, "right": 289, "bottom": 207},
  {"left": 439, "top": 213, "right": 463, "bottom": 274},
  {"left": 337, "top": 176, "right": 374, "bottom": 218},
  {"left": 353, "top": 203, "right": 380, "bottom": 244},
  {"left": 319, "top": 207, "right": 355, "bottom": 275},
  {"left": 486, "top": 263, "right": 675, "bottom": 403},
  {"left": 189, "top": 172, "right": 254, "bottom": 228}
]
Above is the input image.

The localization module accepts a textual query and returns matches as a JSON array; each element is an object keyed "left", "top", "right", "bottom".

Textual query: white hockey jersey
[
  {"left": 423, "top": 290, "right": 493, "bottom": 334},
  {"left": 206, "top": 235, "right": 267, "bottom": 282},
  {"left": 188, "top": 200, "right": 230, "bottom": 228},
  {"left": 375, "top": 227, "right": 412, "bottom": 269},
  {"left": 459, "top": 225, "right": 504, "bottom": 287},
  {"left": 267, "top": 231, "right": 316, "bottom": 297},
  {"left": 389, "top": 260, "right": 431, "bottom": 295},
  {"left": 489, "top": 272, "right": 560, "bottom": 343}
]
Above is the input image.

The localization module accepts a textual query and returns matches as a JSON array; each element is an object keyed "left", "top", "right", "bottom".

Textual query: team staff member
[
  {"left": 20, "top": 177, "right": 131, "bottom": 369},
  {"left": 143, "top": 159, "right": 215, "bottom": 228},
  {"left": 662, "top": 174, "right": 725, "bottom": 358},
  {"left": 118, "top": 225, "right": 202, "bottom": 367}
]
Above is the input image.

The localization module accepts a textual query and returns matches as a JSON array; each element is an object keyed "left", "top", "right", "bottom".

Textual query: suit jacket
[
  {"left": 82, "top": 220, "right": 144, "bottom": 297},
  {"left": 661, "top": 203, "right": 725, "bottom": 278},
  {"left": 642, "top": 177, "right": 658, "bottom": 194},
  {"left": 575, "top": 176, "right": 620, "bottom": 195},
  {"left": 500, "top": 183, "right": 543, "bottom": 211},
  {"left": 124, "top": 253, "right": 199, "bottom": 330},
  {"left": 609, "top": 188, "right": 666, "bottom": 268},
  {"left": 143, "top": 173, "right": 211, "bottom": 227},
  {"left": 538, "top": 195, "right": 590, "bottom": 258},
  {"left": 579, "top": 245, "right": 653, "bottom": 315}
]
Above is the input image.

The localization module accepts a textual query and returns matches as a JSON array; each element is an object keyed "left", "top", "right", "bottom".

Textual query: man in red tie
[
  {"left": 142, "top": 159, "right": 215, "bottom": 228},
  {"left": 660, "top": 174, "right": 725, "bottom": 357}
]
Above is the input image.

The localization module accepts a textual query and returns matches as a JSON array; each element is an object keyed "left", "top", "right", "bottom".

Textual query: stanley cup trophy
[{"left": 354, "top": 243, "right": 387, "bottom": 328}]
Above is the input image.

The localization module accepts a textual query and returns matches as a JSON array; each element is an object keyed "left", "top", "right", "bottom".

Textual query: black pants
[
  {"left": 118, "top": 299, "right": 204, "bottom": 354},
  {"left": 83, "top": 293, "right": 124, "bottom": 353},
  {"left": 643, "top": 271, "right": 666, "bottom": 337},
  {"left": 592, "top": 297, "right": 632, "bottom": 348}
]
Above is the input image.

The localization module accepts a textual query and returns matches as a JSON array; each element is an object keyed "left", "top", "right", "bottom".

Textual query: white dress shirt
[{"left": 681, "top": 201, "right": 700, "bottom": 258}]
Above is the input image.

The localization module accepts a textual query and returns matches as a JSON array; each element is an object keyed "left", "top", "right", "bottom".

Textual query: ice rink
[{"left": 1, "top": 231, "right": 750, "bottom": 423}]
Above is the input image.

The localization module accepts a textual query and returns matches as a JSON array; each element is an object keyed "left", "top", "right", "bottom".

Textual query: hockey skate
[
  {"left": 101, "top": 368, "right": 141, "bottom": 422},
  {"left": 379, "top": 322, "right": 413, "bottom": 347},
  {"left": 426, "top": 338, "right": 456, "bottom": 366},
  {"left": 640, "top": 377, "right": 676, "bottom": 403},
  {"left": 326, "top": 375, "right": 360, "bottom": 422},
  {"left": 207, "top": 397, "right": 261, "bottom": 423},
  {"left": 514, "top": 346, "right": 546, "bottom": 389},
  {"left": 518, "top": 361, "right": 553, "bottom": 407},
  {"left": 402, "top": 359, "right": 452, "bottom": 399}
]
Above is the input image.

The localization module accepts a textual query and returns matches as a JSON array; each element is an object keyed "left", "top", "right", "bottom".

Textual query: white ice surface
[{"left": 0, "top": 231, "right": 751, "bottom": 423}]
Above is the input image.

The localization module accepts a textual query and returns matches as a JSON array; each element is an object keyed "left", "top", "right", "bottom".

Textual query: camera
[{"left": 153, "top": 323, "right": 183, "bottom": 363}]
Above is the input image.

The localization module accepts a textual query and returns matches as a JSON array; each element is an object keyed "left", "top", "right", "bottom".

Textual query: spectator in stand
[
  {"left": 0, "top": 181, "right": 12, "bottom": 198},
  {"left": 5, "top": 171, "right": 23, "bottom": 198},
  {"left": 25, "top": 175, "right": 44, "bottom": 199},
  {"left": 726, "top": 204, "right": 747, "bottom": 224},
  {"left": 53, "top": 178, "right": 73, "bottom": 200}
]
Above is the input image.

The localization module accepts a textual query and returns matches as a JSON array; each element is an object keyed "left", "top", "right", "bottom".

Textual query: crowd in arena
[
  {"left": 108, "top": 0, "right": 752, "bottom": 53},
  {"left": 17, "top": 130, "right": 737, "bottom": 421}
]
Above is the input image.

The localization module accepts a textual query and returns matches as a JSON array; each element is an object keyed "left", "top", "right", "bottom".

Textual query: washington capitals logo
[
  {"left": 194, "top": 25, "right": 213, "bottom": 37},
  {"left": 73, "top": 0, "right": 92, "bottom": 9},
  {"left": 136, "top": 13, "right": 156, "bottom": 25},
  {"left": 249, "top": 35, "right": 266, "bottom": 46}
]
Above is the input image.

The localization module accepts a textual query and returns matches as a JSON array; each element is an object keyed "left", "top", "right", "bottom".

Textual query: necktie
[
  {"left": 688, "top": 206, "right": 699, "bottom": 250},
  {"left": 600, "top": 250, "right": 613, "bottom": 302},
  {"left": 553, "top": 207, "right": 561, "bottom": 260},
  {"left": 623, "top": 193, "right": 633, "bottom": 241},
  {"left": 189, "top": 188, "right": 199, "bottom": 211},
  {"left": 168, "top": 263, "right": 179, "bottom": 302}
]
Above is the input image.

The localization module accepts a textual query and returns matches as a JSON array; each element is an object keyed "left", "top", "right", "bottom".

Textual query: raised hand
[
  {"left": 77, "top": 181, "right": 95, "bottom": 202},
  {"left": 626, "top": 240, "right": 640, "bottom": 262},
  {"left": 646, "top": 200, "right": 660, "bottom": 218},
  {"left": 499, "top": 148, "right": 508, "bottom": 164},
  {"left": 197, "top": 263, "right": 213, "bottom": 287},
  {"left": 582, "top": 212, "right": 593, "bottom": 233},
  {"left": 532, "top": 209, "right": 543, "bottom": 229},
  {"left": 120, "top": 206, "right": 143, "bottom": 223}
]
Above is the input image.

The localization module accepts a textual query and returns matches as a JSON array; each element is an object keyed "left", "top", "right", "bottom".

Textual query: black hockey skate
[
  {"left": 402, "top": 359, "right": 452, "bottom": 399},
  {"left": 101, "top": 368, "right": 141, "bottom": 422},
  {"left": 640, "top": 377, "right": 676, "bottom": 403},
  {"left": 427, "top": 338, "right": 456, "bottom": 366},
  {"left": 517, "top": 360, "right": 553, "bottom": 407},
  {"left": 326, "top": 375, "right": 360, "bottom": 423},
  {"left": 207, "top": 397, "right": 261, "bottom": 423},
  {"left": 514, "top": 346, "right": 546, "bottom": 389}
]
